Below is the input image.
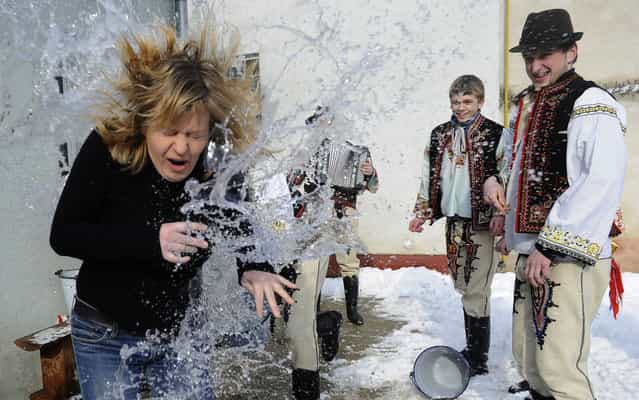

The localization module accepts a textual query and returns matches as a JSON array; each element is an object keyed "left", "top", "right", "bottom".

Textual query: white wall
[
  {"left": 193, "top": 0, "right": 503, "bottom": 255},
  {"left": 0, "top": 2, "right": 176, "bottom": 398}
]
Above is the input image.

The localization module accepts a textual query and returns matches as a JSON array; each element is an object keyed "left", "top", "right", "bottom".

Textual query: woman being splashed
[{"left": 49, "top": 25, "right": 295, "bottom": 400}]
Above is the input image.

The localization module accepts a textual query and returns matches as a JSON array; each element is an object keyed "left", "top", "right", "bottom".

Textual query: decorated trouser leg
[
  {"left": 336, "top": 248, "right": 360, "bottom": 277},
  {"left": 286, "top": 258, "right": 329, "bottom": 370},
  {"left": 513, "top": 255, "right": 610, "bottom": 400},
  {"left": 446, "top": 218, "right": 495, "bottom": 375},
  {"left": 336, "top": 206, "right": 361, "bottom": 278},
  {"left": 336, "top": 206, "right": 364, "bottom": 325},
  {"left": 446, "top": 218, "right": 495, "bottom": 318},
  {"left": 286, "top": 258, "right": 329, "bottom": 400},
  {"left": 512, "top": 275, "right": 529, "bottom": 387}
]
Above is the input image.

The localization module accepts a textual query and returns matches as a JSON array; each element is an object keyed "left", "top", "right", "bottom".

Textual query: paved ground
[{"left": 216, "top": 297, "right": 405, "bottom": 399}]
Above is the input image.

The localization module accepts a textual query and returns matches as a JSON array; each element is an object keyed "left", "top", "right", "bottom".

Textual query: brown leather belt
[{"left": 72, "top": 297, "right": 116, "bottom": 328}]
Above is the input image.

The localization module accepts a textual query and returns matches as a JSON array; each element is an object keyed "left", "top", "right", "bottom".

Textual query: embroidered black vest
[
  {"left": 429, "top": 114, "right": 503, "bottom": 231},
  {"left": 513, "top": 70, "right": 597, "bottom": 233}
]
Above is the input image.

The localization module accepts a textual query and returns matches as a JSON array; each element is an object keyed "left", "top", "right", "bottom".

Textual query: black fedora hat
[{"left": 510, "top": 9, "right": 582, "bottom": 53}]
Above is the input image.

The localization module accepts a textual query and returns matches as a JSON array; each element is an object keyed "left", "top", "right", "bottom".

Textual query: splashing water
[
  {"left": 2, "top": 0, "right": 499, "bottom": 398},
  {"left": 1, "top": 1, "right": 378, "bottom": 397}
]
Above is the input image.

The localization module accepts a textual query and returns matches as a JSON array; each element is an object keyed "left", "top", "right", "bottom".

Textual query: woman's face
[{"left": 144, "top": 108, "right": 210, "bottom": 182}]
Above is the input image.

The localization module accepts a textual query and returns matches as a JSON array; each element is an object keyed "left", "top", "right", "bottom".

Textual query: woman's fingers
[
  {"left": 253, "top": 285, "right": 265, "bottom": 318},
  {"left": 188, "top": 222, "right": 209, "bottom": 232},
  {"left": 181, "top": 234, "right": 209, "bottom": 249},
  {"left": 162, "top": 250, "right": 191, "bottom": 264},
  {"left": 241, "top": 271, "right": 300, "bottom": 318},
  {"left": 173, "top": 221, "right": 208, "bottom": 233},
  {"left": 277, "top": 275, "right": 298, "bottom": 289},
  {"left": 167, "top": 242, "right": 198, "bottom": 254},
  {"left": 241, "top": 278, "right": 255, "bottom": 297},
  {"left": 160, "top": 221, "right": 210, "bottom": 264},
  {"left": 273, "top": 282, "right": 295, "bottom": 306},
  {"left": 264, "top": 289, "right": 281, "bottom": 318},
  {"left": 168, "top": 231, "right": 208, "bottom": 250}
]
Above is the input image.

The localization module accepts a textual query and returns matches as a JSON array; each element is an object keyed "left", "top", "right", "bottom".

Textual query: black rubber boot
[
  {"left": 463, "top": 314, "right": 490, "bottom": 376},
  {"left": 508, "top": 379, "right": 530, "bottom": 394},
  {"left": 525, "top": 389, "right": 555, "bottom": 400},
  {"left": 460, "top": 311, "right": 471, "bottom": 361},
  {"left": 343, "top": 276, "right": 364, "bottom": 325},
  {"left": 292, "top": 368, "right": 320, "bottom": 400},
  {"left": 317, "top": 310, "right": 342, "bottom": 362}
]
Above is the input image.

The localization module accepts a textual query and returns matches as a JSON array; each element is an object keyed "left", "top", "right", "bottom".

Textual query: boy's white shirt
[
  {"left": 417, "top": 125, "right": 474, "bottom": 219},
  {"left": 440, "top": 126, "right": 472, "bottom": 218},
  {"left": 501, "top": 86, "right": 627, "bottom": 263}
]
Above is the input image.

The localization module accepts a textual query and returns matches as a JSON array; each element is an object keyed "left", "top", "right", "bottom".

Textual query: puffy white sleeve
[
  {"left": 537, "top": 88, "right": 627, "bottom": 265},
  {"left": 413, "top": 143, "right": 431, "bottom": 218},
  {"left": 495, "top": 126, "right": 514, "bottom": 187}
]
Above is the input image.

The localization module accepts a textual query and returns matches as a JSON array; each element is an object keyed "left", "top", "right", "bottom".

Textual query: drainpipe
[
  {"left": 175, "top": 0, "right": 188, "bottom": 38},
  {"left": 503, "top": 0, "right": 510, "bottom": 127},
  {"left": 499, "top": 0, "right": 510, "bottom": 269}
]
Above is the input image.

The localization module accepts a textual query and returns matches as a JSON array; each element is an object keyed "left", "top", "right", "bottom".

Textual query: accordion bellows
[{"left": 315, "top": 139, "right": 370, "bottom": 191}]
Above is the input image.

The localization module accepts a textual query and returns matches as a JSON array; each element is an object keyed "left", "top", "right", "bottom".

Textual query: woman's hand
[
  {"left": 241, "top": 270, "right": 297, "bottom": 318},
  {"left": 159, "top": 222, "right": 209, "bottom": 264}
]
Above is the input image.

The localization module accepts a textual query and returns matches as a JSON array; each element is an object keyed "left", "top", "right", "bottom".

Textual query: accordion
[{"left": 315, "top": 139, "right": 370, "bottom": 191}]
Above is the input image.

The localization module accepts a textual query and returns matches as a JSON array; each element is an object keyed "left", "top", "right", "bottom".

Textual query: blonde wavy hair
[{"left": 94, "top": 25, "right": 258, "bottom": 174}]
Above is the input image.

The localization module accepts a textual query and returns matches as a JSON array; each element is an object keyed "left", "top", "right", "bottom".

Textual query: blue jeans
[{"left": 70, "top": 311, "right": 215, "bottom": 400}]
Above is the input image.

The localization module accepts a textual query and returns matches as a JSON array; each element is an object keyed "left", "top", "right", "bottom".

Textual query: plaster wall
[
  {"left": 194, "top": 0, "right": 503, "bottom": 256},
  {"left": 0, "top": 2, "right": 175, "bottom": 398}
]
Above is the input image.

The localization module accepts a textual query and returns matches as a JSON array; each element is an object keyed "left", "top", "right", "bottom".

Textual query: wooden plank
[
  {"left": 14, "top": 323, "right": 71, "bottom": 352},
  {"left": 15, "top": 322, "right": 79, "bottom": 399},
  {"left": 35, "top": 335, "right": 77, "bottom": 400}
]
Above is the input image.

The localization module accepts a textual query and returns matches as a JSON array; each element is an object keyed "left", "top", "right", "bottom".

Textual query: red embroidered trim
[
  {"left": 515, "top": 92, "right": 540, "bottom": 233},
  {"left": 515, "top": 74, "right": 578, "bottom": 233}
]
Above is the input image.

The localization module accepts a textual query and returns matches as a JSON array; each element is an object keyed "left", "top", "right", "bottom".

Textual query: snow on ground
[{"left": 321, "top": 267, "right": 639, "bottom": 400}]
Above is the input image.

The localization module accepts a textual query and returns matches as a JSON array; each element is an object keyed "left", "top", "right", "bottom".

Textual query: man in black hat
[{"left": 483, "top": 8, "right": 627, "bottom": 400}]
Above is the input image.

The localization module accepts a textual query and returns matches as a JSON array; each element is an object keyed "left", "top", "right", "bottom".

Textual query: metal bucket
[
  {"left": 55, "top": 268, "right": 79, "bottom": 315},
  {"left": 410, "top": 345, "right": 471, "bottom": 399}
]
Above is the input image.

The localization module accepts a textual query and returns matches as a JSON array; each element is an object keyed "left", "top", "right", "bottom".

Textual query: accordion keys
[{"left": 316, "top": 140, "right": 370, "bottom": 190}]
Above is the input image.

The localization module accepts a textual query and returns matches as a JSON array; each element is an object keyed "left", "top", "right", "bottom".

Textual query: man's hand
[
  {"left": 525, "top": 249, "right": 552, "bottom": 288},
  {"left": 408, "top": 217, "right": 427, "bottom": 232},
  {"left": 241, "top": 270, "right": 297, "bottom": 318},
  {"left": 489, "top": 215, "right": 505, "bottom": 236},
  {"left": 483, "top": 176, "right": 508, "bottom": 214},
  {"left": 360, "top": 159, "right": 375, "bottom": 176},
  {"left": 495, "top": 237, "right": 509, "bottom": 256}
]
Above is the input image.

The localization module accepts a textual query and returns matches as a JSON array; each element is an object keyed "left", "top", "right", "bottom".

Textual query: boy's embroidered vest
[
  {"left": 429, "top": 115, "right": 503, "bottom": 231},
  {"left": 513, "top": 70, "right": 597, "bottom": 233}
]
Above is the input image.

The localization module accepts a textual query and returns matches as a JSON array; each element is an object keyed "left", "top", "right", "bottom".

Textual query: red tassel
[{"left": 609, "top": 258, "right": 624, "bottom": 319}]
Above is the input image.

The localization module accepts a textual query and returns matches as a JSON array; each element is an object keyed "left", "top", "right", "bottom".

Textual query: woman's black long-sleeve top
[{"left": 50, "top": 131, "right": 268, "bottom": 335}]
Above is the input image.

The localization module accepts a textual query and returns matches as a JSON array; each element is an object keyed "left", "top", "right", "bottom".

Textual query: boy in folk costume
[
  {"left": 484, "top": 9, "right": 627, "bottom": 400},
  {"left": 409, "top": 75, "right": 504, "bottom": 376}
]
